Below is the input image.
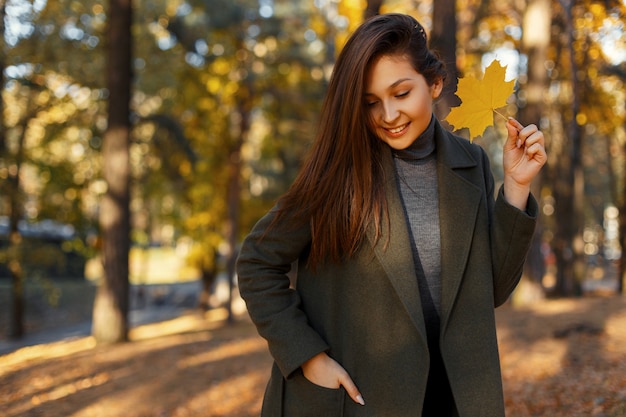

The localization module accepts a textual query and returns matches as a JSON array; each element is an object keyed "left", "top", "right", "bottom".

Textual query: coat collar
[
  {"left": 367, "top": 119, "right": 483, "bottom": 340},
  {"left": 434, "top": 122, "right": 483, "bottom": 331}
]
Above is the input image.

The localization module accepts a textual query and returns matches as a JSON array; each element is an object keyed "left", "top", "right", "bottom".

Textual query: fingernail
[
  {"left": 356, "top": 394, "right": 365, "bottom": 406},
  {"left": 516, "top": 139, "right": 521, "bottom": 148}
]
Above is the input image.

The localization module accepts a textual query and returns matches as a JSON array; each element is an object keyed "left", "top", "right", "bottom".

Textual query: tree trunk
[
  {"left": 198, "top": 249, "right": 218, "bottom": 311},
  {"left": 520, "top": 0, "right": 551, "bottom": 128},
  {"left": 0, "top": 0, "right": 25, "bottom": 340},
  {"left": 615, "top": 75, "right": 626, "bottom": 295},
  {"left": 0, "top": 0, "right": 5, "bottom": 155},
  {"left": 7, "top": 125, "right": 29, "bottom": 340},
  {"left": 225, "top": 107, "right": 247, "bottom": 322},
  {"left": 603, "top": 65, "right": 626, "bottom": 295},
  {"left": 430, "top": 0, "right": 460, "bottom": 123},
  {"left": 551, "top": 0, "right": 585, "bottom": 297},
  {"left": 92, "top": 0, "right": 133, "bottom": 344},
  {"left": 617, "top": 207, "right": 626, "bottom": 294},
  {"left": 363, "top": 0, "right": 383, "bottom": 19},
  {"left": 198, "top": 269, "right": 215, "bottom": 311},
  {"left": 519, "top": 0, "right": 551, "bottom": 288},
  {"left": 225, "top": 151, "right": 240, "bottom": 322}
]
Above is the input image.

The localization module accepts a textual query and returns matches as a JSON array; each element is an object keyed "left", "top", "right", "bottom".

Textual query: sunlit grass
[
  {"left": 85, "top": 246, "right": 201, "bottom": 284},
  {"left": 130, "top": 307, "right": 229, "bottom": 341}
]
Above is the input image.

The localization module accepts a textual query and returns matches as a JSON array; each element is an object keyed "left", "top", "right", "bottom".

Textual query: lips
[{"left": 384, "top": 123, "right": 409, "bottom": 136}]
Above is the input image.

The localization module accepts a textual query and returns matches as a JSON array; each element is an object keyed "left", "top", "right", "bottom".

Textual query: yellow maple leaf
[{"left": 445, "top": 60, "right": 516, "bottom": 141}]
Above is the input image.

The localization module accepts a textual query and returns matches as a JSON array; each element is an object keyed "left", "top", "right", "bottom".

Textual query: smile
[{"left": 385, "top": 123, "right": 409, "bottom": 135}]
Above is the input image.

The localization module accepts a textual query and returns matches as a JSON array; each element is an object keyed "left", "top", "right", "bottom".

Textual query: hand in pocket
[{"left": 301, "top": 352, "right": 365, "bottom": 406}]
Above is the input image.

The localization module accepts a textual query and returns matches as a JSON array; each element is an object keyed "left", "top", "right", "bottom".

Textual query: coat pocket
[{"left": 282, "top": 368, "right": 345, "bottom": 417}]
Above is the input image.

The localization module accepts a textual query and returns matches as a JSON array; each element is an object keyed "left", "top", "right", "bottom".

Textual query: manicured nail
[
  {"left": 516, "top": 139, "right": 522, "bottom": 148},
  {"left": 356, "top": 394, "right": 365, "bottom": 406}
]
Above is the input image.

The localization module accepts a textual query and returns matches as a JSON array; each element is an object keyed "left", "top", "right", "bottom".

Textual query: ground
[{"left": 1, "top": 294, "right": 625, "bottom": 417}]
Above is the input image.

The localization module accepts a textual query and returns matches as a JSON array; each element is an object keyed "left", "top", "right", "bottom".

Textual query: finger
[
  {"left": 525, "top": 142, "right": 547, "bottom": 163},
  {"left": 506, "top": 117, "right": 524, "bottom": 148},
  {"left": 526, "top": 130, "right": 545, "bottom": 146},
  {"left": 507, "top": 117, "right": 524, "bottom": 132},
  {"left": 524, "top": 130, "right": 545, "bottom": 147},
  {"left": 338, "top": 373, "right": 365, "bottom": 406},
  {"left": 506, "top": 118, "right": 523, "bottom": 148},
  {"left": 519, "top": 124, "right": 539, "bottom": 142}
]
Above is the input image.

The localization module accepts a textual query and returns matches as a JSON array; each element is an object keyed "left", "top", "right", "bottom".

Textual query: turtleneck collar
[{"left": 392, "top": 115, "right": 436, "bottom": 161}]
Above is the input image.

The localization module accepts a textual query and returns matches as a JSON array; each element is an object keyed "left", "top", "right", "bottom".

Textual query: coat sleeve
[
  {"left": 236, "top": 205, "right": 330, "bottom": 378},
  {"left": 470, "top": 143, "right": 538, "bottom": 307},
  {"left": 491, "top": 185, "right": 539, "bottom": 307}
]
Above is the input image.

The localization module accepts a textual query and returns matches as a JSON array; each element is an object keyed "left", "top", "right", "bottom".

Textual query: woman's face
[{"left": 364, "top": 55, "right": 442, "bottom": 150}]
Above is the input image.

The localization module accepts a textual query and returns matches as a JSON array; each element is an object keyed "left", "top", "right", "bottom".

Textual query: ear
[{"left": 430, "top": 78, "right": 444, "bottom": 99}]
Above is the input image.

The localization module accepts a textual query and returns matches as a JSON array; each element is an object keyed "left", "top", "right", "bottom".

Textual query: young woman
[{"left": 236, "top": 13, "right": 546, "bottom": 417}]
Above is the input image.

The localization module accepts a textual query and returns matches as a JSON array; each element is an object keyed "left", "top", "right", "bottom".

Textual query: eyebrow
[{"left": 364, "top": 77, "right": 414, "bottom": 96}]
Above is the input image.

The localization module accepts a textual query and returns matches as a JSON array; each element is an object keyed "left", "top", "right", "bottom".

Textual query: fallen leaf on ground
[{"left": 2, "top": 297, "right": 625, "bottom": 417}]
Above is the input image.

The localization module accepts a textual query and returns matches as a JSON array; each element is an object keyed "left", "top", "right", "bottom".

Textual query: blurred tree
[
  {"left": 599, "top": 30, "right": 626, "bottom": 295},
  {"left": 0, "top": 0, "right": 5, "bottom": 155},
  {"left": 2, "top": 0, "right": 623, "bottom": 337},
  {"left": 129, "top": 0, "right": 333, "bottom": 319},
  {"left": 605, "top": 63, "right": 626, "bottom": 294},
  {"left": 518, "top": 0, "right": 551, "bottom": 290},
  {"left": 541, "top": 0, "right": 625, "bottom": 296},
  {"left": 364, "top": 0, "right": 383, "bottom": 19},
  {"left": 548, "top": 0, "right": 585, "bottom": 296},
  {"left": 5, "top": 90, "right": 28, "bottom": 339},
  {"left": 519, "top": 0, "right": 551, "bottom": 128},
  {"left": 91, "top": 0, "right": 133, "bottom": 344},
  {"left": 1, "top": 0, "right": 108, "bottom": 337},
  {"left": 156, "top": 0, "right": 262, "bottom": 320},
  {"left": 430, "top": 0, "right": 460, "bottom": 123},
  {"left": 453, "top": 0, "right": 626, "bottom": 298},
  {"left": 0, "top": 0, "right": 26, "bottom": 339}
]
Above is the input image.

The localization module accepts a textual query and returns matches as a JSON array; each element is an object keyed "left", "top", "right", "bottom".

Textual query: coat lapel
[
  {"left": 367, "top": 147, "right": 428, "bottom": 343},
  {"left": 366, "top": 122, "right": 484, "bottom": 344},
  {"left": 434, "top": 124, "right": 483, "bottom": 330}
]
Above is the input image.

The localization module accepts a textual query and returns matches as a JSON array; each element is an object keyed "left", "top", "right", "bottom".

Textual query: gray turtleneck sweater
[
  {"left": 391, "top": 116, "right": 441, "bottom": 341},
  {"left": 392, "top": 116, "right": 456, "bottom": 414}
]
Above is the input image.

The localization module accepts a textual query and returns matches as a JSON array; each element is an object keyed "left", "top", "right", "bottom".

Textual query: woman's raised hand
[{"left": 502, "top": 117, "right": 547, "bottom": 210}]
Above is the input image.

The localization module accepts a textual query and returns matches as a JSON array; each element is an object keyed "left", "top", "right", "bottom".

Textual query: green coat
[{"left": 236, "top": 122, "right": 538, "bottom": 417}]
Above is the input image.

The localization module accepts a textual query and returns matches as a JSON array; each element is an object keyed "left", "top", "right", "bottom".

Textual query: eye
[
  {"left": 365, "top": 98, "right": 379, "bottom": 107},
  {"left": 395, "top": 90, "right": 410, "bottom": 98}
]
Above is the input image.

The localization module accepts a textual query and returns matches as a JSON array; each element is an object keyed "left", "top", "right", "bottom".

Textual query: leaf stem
[{"left": 493, "top": 108, "right": 509, "bottom": 121}]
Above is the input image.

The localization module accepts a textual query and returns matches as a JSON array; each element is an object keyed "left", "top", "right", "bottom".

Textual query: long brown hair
[{"left": 272, "top": 13, "right": 447, "bottom": 269}]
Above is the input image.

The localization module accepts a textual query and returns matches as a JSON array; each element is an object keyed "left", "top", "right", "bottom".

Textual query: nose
[{"left": 381, "top": 100, "right": 399, "bottom": 124}]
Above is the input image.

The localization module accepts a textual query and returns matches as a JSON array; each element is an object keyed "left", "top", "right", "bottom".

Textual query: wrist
[
  {"left": 503, "top": 179, "right": 530, "bottom": 211},
  {"left": 302, "top": 352, "right": 327, "bottom": 371}
]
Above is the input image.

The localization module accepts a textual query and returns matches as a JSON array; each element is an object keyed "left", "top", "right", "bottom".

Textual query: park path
[
  {"left": 1, "top": 293, "right": 625, "bottom": 416},
  {"left": 0, "top": 280, "right": 224, "bottom": 355}
]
